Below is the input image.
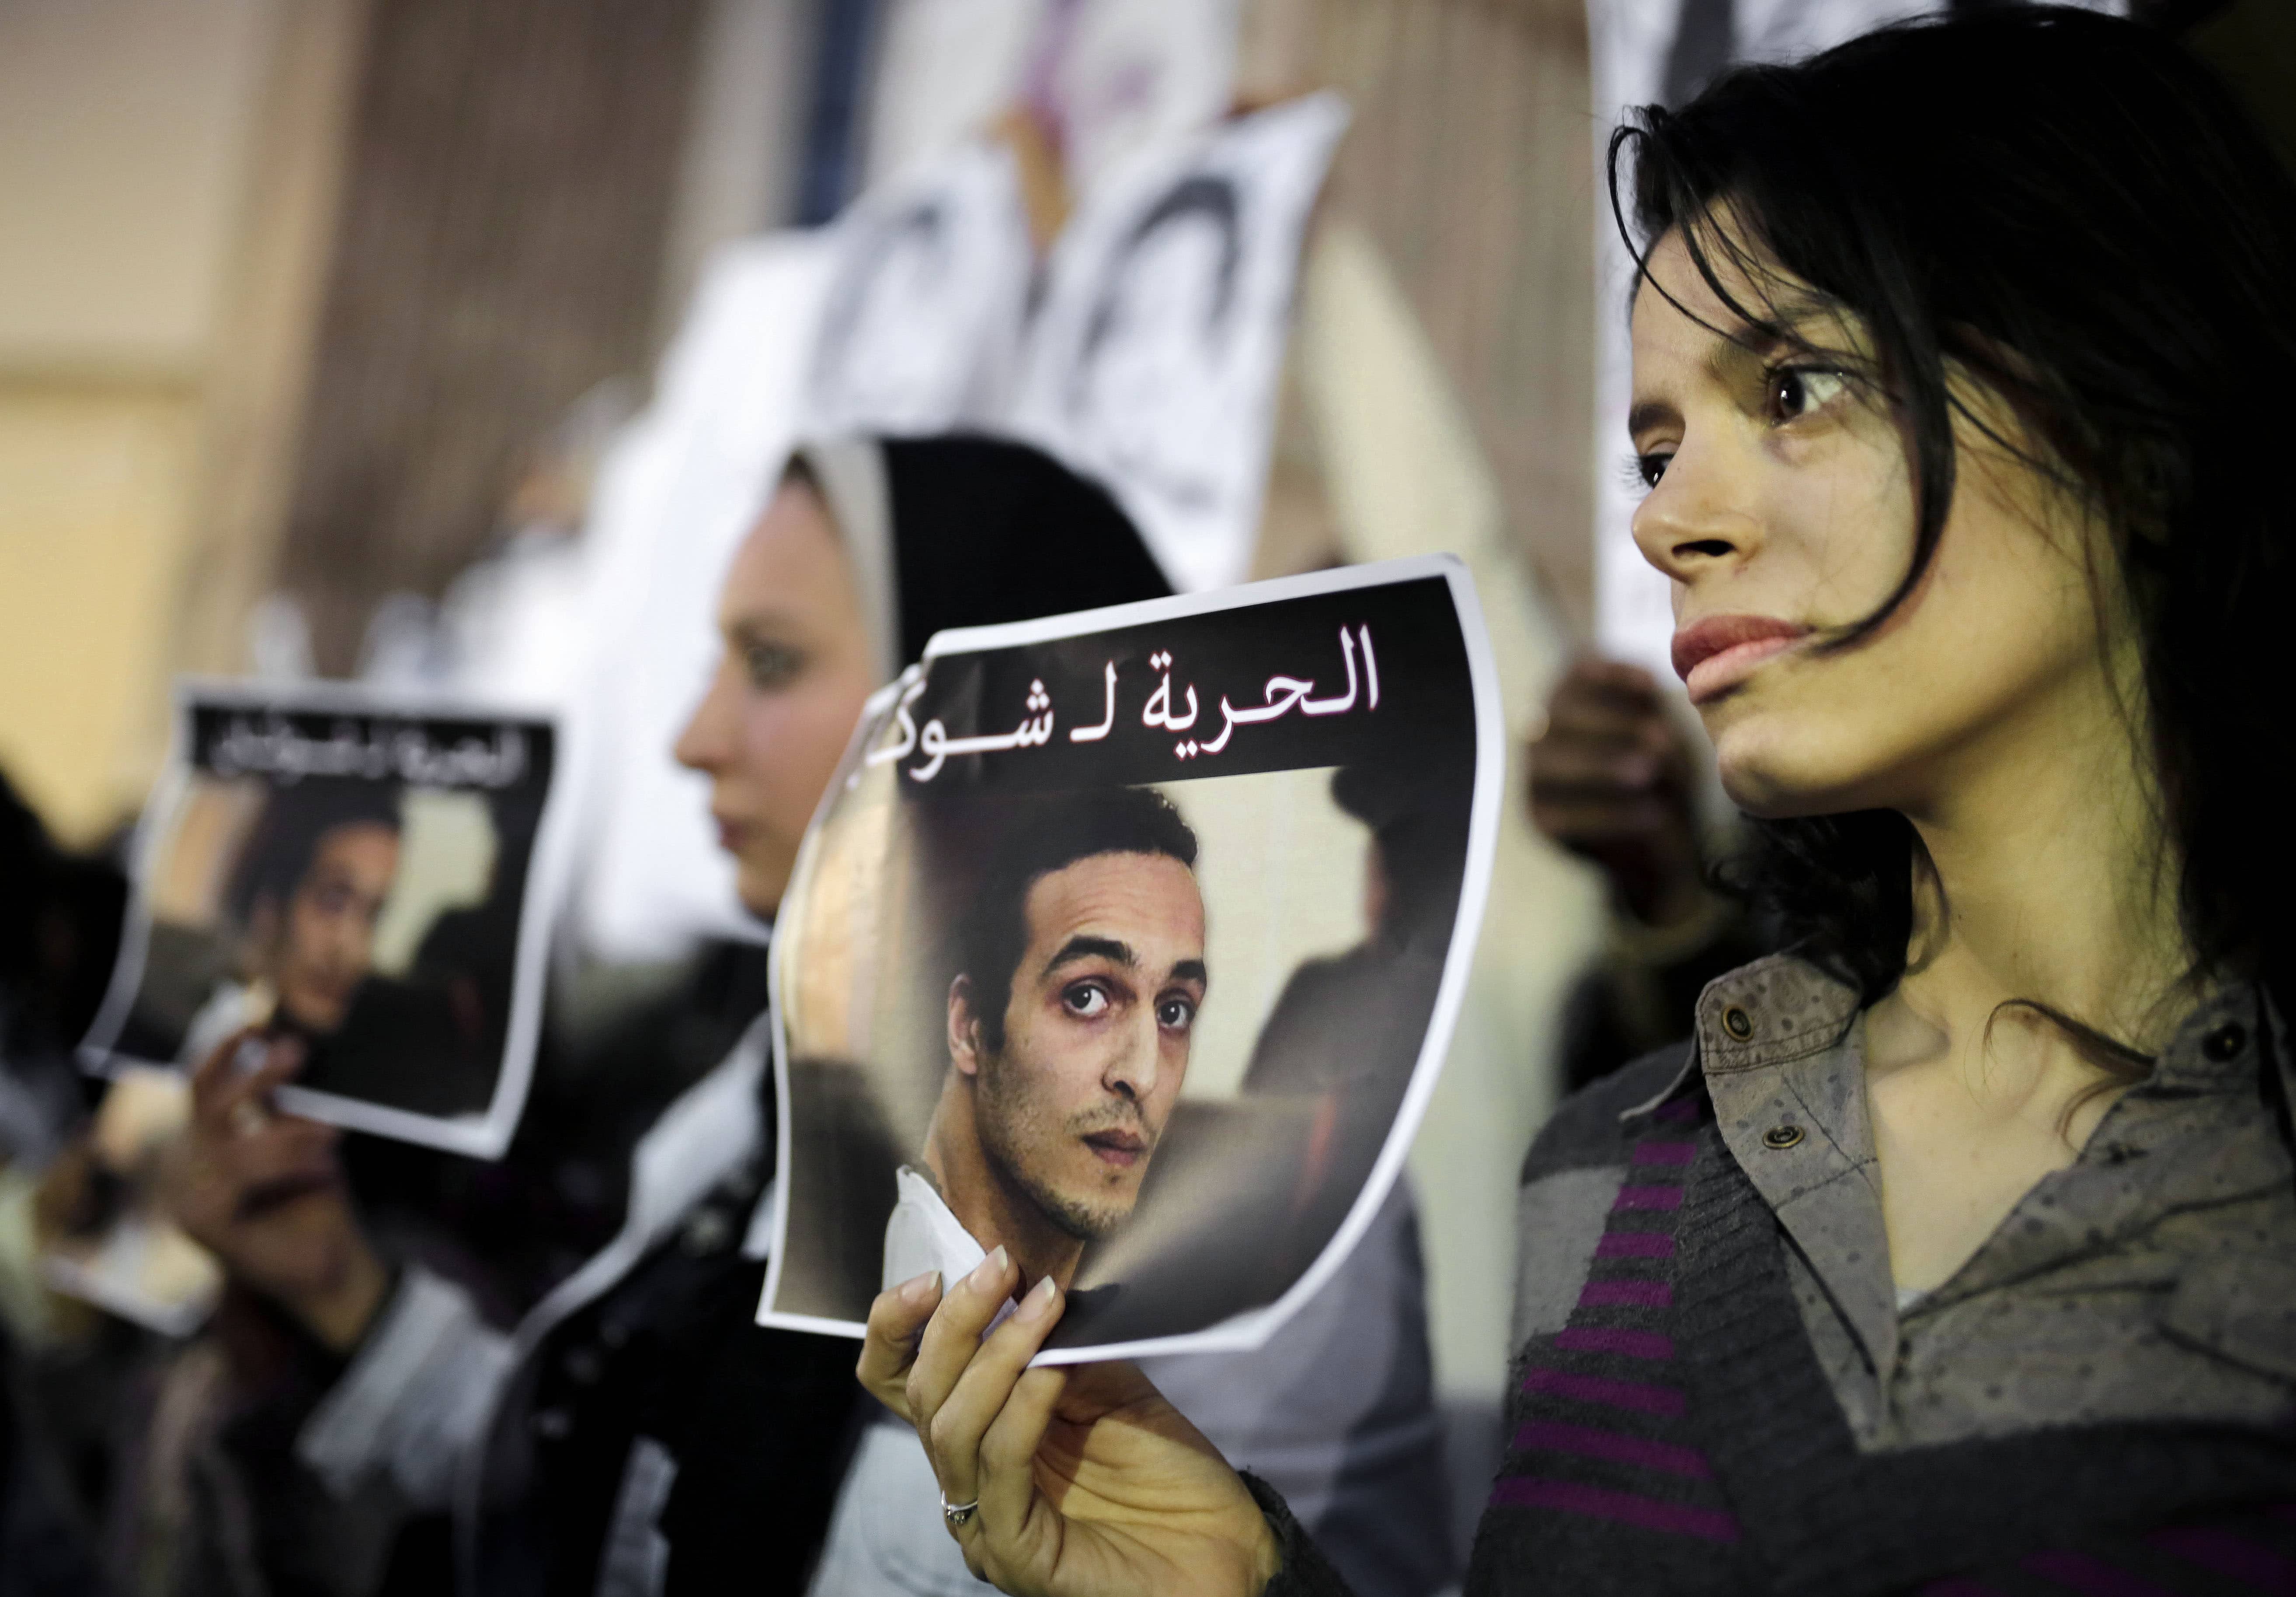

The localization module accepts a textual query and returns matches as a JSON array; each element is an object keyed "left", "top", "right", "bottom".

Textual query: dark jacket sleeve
[{"left": 1245, "top": 1472, "right": 1359, "bottom": 1597}]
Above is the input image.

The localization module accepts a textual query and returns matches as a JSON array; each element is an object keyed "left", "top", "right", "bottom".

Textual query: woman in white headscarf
[{"left": 164, "top": 435, "right": 1451, "bottom": 1597}]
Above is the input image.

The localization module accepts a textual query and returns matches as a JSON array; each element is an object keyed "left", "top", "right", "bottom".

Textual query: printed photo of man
[
  {"left": 884, "top": 788, "right": 1207, "bottom": 1298},
  {"left": 181, "top": 782, "right": 404, "bottom": 1066}
]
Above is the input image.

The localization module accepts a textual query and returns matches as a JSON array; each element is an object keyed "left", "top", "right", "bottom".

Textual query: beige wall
[
  {"left": 0, "top": 0, "right": 283, "bottom": 842},
  {"left": 0, "top": 376, "right": 198, "bottom": 841},
  {"left": 0, "top": 0, "right": 275, "bottom": 367},
  {"left": 0, "top": 0, "right": 790, "bottom": 841}
]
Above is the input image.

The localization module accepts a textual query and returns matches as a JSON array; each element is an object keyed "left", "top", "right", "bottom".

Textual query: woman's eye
[
  {"left": 743, "top": 644, "right": 804, "bottom": 689},
  {"left": 1634, "top": 452, "right": 1673, "bottom": 489},
  {"left": 1063, "top": 984, "right": 1111, "bottom": 1019},
  {"left": 1155, "top": 996, "right": 1197, "bottom": 1033},
  {"left": 1765, "top": 366, "right": 1849, "bottom": 423}
]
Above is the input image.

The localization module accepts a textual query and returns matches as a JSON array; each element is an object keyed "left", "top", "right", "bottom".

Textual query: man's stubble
[{"left": 972, "top": 1048, "right": 1156, "bottom": 1244}]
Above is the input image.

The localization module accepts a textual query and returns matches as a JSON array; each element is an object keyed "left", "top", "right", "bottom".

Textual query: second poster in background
[
  {"left": 81, "top": 684, "right": 564, "bottom": 1160},
  {"left": 759, "top": 556, "right": 1499, "bottom": 1360}
]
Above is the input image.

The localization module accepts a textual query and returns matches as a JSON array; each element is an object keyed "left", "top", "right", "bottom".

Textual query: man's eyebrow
[
  {"left": 1169, "top": 958, "right": 1208, "bottom": 990},
  {"left": 1043, "top": 935, "right": 1136, "bottom": 977}
]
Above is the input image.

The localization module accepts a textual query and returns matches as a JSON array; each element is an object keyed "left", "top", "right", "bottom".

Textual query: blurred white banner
[
  {"left": 807, "top": 139, "right": 1035, "bottom": 437},
  {"left": 1010, "top": 92, "right": 1349, "bottom": 594},
  {"left": 572, "top": 232, "right": 835, "bottom": 962}
]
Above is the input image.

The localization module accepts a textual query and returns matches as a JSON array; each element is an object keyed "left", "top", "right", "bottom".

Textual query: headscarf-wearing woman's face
[
  {"left": 1626, "top": 228, "right": 2136, "bottom": 824},
  {"left": 675, "top": 478, "right": 877, "bottom": 916}
]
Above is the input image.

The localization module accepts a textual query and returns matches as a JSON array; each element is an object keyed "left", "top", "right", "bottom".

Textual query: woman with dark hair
[{"left": 856, "top": 11, "right": 2296, "bottom": 1594}]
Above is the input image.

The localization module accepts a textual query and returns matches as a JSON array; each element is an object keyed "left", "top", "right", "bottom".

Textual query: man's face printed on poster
[
  {"left": 1071, "top": 175, "right": 1243, "bottom": 514},
  {"left": 961, "top": 849, "right": 1207, "bottom": 1241},
  {"left": 255, "top": 820, "right": 400, "bottom": 1035},
  {"left": 815, "top": 202, "right": 969, "bottom": 431}
]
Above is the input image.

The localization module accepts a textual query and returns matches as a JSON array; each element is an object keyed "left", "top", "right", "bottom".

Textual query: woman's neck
[
  {"left": 1862, "top": 658, "right": 2191, "bottom": 1292},
  {"left": 1889, "top": 656, "right": 2189, "bottom": 1058}
]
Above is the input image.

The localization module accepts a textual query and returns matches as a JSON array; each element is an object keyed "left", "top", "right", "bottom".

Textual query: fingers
[
  {"left": 1531, "top": 737, "right": 1669, "bottom": 795},
  {"left": 191, "top": 1032, "right": 305, "bottom": 1135},
  {"left": 858, "top": 1269, "right": 946, "bottom": 1420},
  {"left": 1549, "top": 656, "right": 1665, "bottom": 719},
  {"left": 926, "top": 1272, "right": 1063, "bottom": 1517},
  {"left": 975, "top": 1363, "right": 1068, "bottom": 1561},
  {"left": 219, "top": 1120, "right": 341, "bottom": 1195},
  {"left": 1528, "top": 795, "right": 1679, "bottom": 844},
  {"left": 904, "top": 1247, "right": 1017, "bottom": 1434},
  {"left": 1538, "top": 684, "right": 1676, "bottom": 756},
  {"left": 1564, "top": 656, "right": 1660, "bottom": 692},
  {"left": 1530, "top": 658, "right": 1701, "bottom": 864}
]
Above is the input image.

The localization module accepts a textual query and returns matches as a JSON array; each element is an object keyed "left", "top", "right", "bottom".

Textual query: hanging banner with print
[
  {"left": 1007, "top": 92, "right": 1349, "bottom": 595},
  {"left": 807, "top": 139, "right": 1037, "bottom": 436}
]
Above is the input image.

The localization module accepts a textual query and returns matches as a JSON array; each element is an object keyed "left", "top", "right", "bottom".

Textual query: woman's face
[
  {"left": 1626, "top": 228, "right": 2126, "bottom": 823},
  {"left": 675, "top": 478, "right": 878, "bottom": 915}
]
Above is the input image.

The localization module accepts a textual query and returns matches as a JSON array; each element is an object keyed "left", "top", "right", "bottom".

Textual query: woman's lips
[
  {"left": 712, "top": 814, "right": 749, "bottom": 854},
  {"left": 1671, "top": 614, "right": 1813, "bottom": 704}
]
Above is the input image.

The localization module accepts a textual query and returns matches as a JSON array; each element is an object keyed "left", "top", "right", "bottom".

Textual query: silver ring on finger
[{"left": 940, "top": 1492, "right": 979, "bottom": 1528}]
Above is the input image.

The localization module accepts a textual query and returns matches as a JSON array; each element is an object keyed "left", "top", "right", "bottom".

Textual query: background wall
[
  {"left": 0, "top": 0, "right": 293, "bottom": 844},
  {"left": 0, "top": 0, "right": 805, "bottom": 841}
]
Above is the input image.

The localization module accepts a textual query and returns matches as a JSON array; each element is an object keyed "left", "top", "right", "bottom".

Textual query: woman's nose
[
  {"left": 1630, "top": 443, "right": 1759, "bottom": 585},
  {"left": 673, "top": 667, "right": 733, "bottom": 774}
]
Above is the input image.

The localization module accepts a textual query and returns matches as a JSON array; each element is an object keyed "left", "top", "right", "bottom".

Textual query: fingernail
[
  {"left": 1016, "top": 1273, "right": 1059, "bottom": 1324},
  {"left": 967, "top": 1246, "right": 1008, "bottom": 1293},
  {"left": 898, "top": 1270, "right": 940, "bottom": 1307}
]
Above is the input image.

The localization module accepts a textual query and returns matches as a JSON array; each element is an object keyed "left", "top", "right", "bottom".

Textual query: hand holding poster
[
  {"left": 81, "top": 684, "right": 565, "bottom": 1159},
  {"left": 758, "top": 556, "right": 1498, "bottom": 1360}
]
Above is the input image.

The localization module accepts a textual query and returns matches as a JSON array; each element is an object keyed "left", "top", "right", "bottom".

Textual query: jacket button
[
  {"left": 1722, "top": 1006, "right": 1754, "bottom": 1040},
  {"left": 2202, "top": 1023, "right": 2246, "bottom": 1062},
  {"left": 1762, "top": 1124, "right": 1805, "bottom": 1150}
]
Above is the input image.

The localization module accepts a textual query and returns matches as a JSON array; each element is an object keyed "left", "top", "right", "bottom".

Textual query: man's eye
[
  {"left": 743, "top": 644, "right": 804, "bottom": 689},
  {"left": 1155, "top": 996, "right": 1197, "bottom": 1033},
  {"left": 1765, "top": 366, "right": 1848, "bottom": 424},
  {"left": 1062, "top": 984, "right": 1111, "bottom": 1018}
]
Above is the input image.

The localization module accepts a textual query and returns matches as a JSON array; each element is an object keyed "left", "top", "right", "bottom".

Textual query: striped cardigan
[{"left": 1254, "top": 1042, "right": 2296, "bottom": 1595}]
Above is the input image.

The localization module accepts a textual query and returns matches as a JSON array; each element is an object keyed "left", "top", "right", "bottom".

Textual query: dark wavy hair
[
  {"left": 226, "top": 780, "right": 403, "bottom": 929},
  {"left": 1615, "top": 7, "right": 2296, "bottom": 1053},
  {"left": 954, "top": 787, "right": 1199, "bottom": 1053}
]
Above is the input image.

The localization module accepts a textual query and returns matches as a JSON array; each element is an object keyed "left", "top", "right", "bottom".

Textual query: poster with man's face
[
  {"left": 807, "top": 139, "right": 1034, "bottom": 437},
  {"left": 80, "top": 684, "right": 563, "bottom": 1158},
  {"left": 758, "top": 556, "right": 1498, "bottom": 1360}
]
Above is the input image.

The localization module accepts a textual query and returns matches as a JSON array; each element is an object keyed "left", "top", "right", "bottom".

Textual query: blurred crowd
[{"left": 6, "top": 1, "right": 2283, "bottom": 1595}]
